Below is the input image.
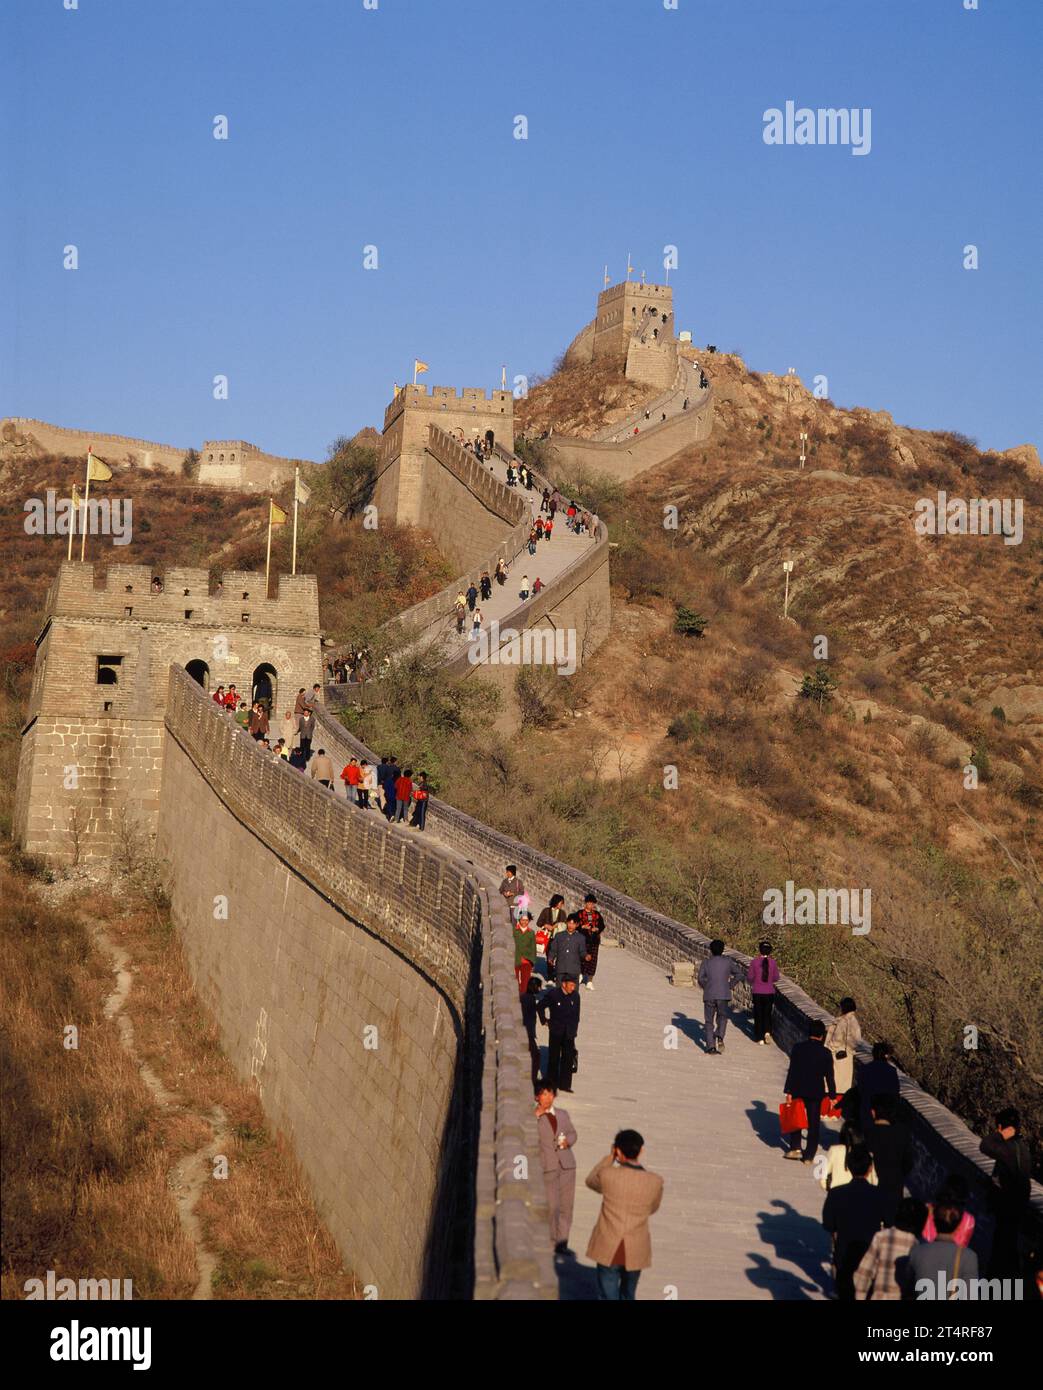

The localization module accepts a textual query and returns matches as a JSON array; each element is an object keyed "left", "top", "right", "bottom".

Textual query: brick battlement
[
  {"left": 41, "top": 561, "right": 319, "bottom": 636},
  {"left": 596, "top": 280, "right": 671, "bottom": 308},
  {"left": 383, "top": 385, "right": 514, "bottom": 430}
]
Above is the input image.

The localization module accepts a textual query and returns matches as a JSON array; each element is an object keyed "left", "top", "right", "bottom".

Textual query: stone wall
[
  {"left": 159, "top": 667, "right": 555, "bottom": 1300},
  {"left": 1, "top": 418, "right": 306, "bottom": 486},
  {"left": 547, "top": 385, "right": 715, "bottom": 482},
  {"left": 310, "top": 705, "right": 1043, "bottom": 1269},
  {"left": 14, "top": 561, "right": 323, "bottom": 861},
  {"left": 374, "top": 386, "right": 515, "bottom": 528},
  {"left": 418, "top": 428, "right": 529, "bottom": 574}
]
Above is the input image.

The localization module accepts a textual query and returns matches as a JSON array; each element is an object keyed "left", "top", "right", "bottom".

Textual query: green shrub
[{"left": 674, "top": 605, "right": 708, "bottom": 638}]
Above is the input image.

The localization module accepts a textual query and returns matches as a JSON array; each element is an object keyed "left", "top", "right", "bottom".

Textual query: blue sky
[{"left": 1, "top": 0, "right": 1040, "bottom": 459}]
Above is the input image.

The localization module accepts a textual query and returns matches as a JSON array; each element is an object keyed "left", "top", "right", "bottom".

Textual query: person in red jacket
[
  {"left": 223, "top": 683, "right": 238, "bottom": 711},
  {"left": 394, "top": 767, "right": 414, "bottom": 822},
  {"left": 340, "top": 757, "right": 361, "bottom": 799},
  {"left": 212, "top": 684, "right": 226, "bottom": 706},
  {"left": 410, "top": 771, "right": 430, "bottom": 830}
]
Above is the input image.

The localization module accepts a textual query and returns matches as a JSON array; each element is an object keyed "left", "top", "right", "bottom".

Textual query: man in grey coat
[
  {"left": 697, "top": 939, "right": 744, "bottom": 1055},
  {"left": 546, "top": 913, "right": 587, "bottom": 983},
  {"left": 535, "top": 1084, "right": 578, "bottom": 1256}
]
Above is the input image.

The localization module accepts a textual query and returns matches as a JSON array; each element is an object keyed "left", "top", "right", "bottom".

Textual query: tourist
[
  {"left": 506, "top": 464, "right": 516, "bottom": 486},
  {"left": 379, "top": 753, "right": 401, "bottom": 819},
  {"left": 747, "top": 939, "right": 779, "bottom": 1044},
  {"left": 454, "top": 594, "right": 466, "bottom": 635},
  {"left": 499, "top": 864, "right": 525, "bottom": 911},
  {"left": 212, "top": 684, "right": 226, "bottom": 706},
  {"left": 547, "top": 914, "right": 587, "bottom": 985},
  {"left": 470, "top": 607, "right": 482, "bottom": 641},
  {"left": 521, "top": 976, "right": 543, "bottom": 1086},
  {"left": 298, "top": 709, "right": 316, "bottom": 761},
  {"left": 532, "top": 576, "right": 543, "bottom": 596},
  {"left": 866, "top": 1092, "right": 914, "bottom": 1226},
  {"left": 821, "top": 1144, "right": 888, "bottom": 1299},
  {"left": 577, "top": 894, "right": 605, "bottom": 991},
  {"left": 902, "top": 1195, "right": 979, "bottom": 1299},
  {"left": 536, "top": 1084, "right": 578, "bottom": 1258},
  {"left": 466, "top": 581, "right": 478, "bottom": 612},
  {"left": 394, "top": 766, "right": 414, "bottom": 822},
  {"left": 515, "top": 912, "right": 537, "bottom": 993},
  {"left": 480, "top": 570, "right": 492, "bottom": 601},
  {"left": 697, "top": 938, "right": 744, "bottom": 1055},
  {"left": 519, "top": 574, "right": 530, "bottom": 600},
  {"left": 223, "top": 683, "right": 239, "bottom": 711},
  {"left": 535, "top": 894, "right": 567, "bottom": 974},
  {"left": 538, "top": 974, "right": 581, "bottom": 1092},
  {"left": 543, "top": 515, "right": 553, "bottom": 541},
  {"left": 410, "top": 770, "right": 429, "bottom": 829},
  {"left": 980, "top": 1106, "right": 1032, "bottom": 1278},
  {"left": 857, "top": 1041, "right": 901, "bottom": 1132},
  {"left": 820, "top": 1120, "right": 877, "bottom": 1192},
  {"left": 235, "top": 700, "right": 251, "bottom": 731},
  {"left": 585, "top": 1130, "right": 664, "bottom": 1301},
  {"left": 826, "top": 997, "right": 861, "bottom": 1097},
  {"left": 288, "top": 746, "right": 307, "bottom": 770},
  {"left": 294, "top": 687, "right": 308, "bottom": 716},
  {"left": 541, "top": 487, "right": 551, "bottom": 514},
  {"left": 528, "top": 526, "right": 538, "bottom": 556},
  {"left": 340, "top": 757, "right": 361, "bottom": 799},
  {"left": 274, "top": 738, "right": 289, "bottom": 759},
  {"left": 248, "top": 702, "right": 268, "bottom": 740},
  {"left": 360, "top": 758, "right": 377, "bottom": 809},
  {"left": 783, "top": 1020, "right": 836, "bottom": 1163},
  {"left": 353, "top": 759, "right": 371, "bottom": 807},
  {"left": 854, "top": 1197, "right": 927, "bottom": 1302},
  {"left": 922, "top": 1175, "right": 976, "bottom": 1249},
  {"left": 279, "top": 709, "right": 298, "bottom": 752},
  {"left": 566, "top": 502, "right": 577, "bottom": 530},
  {"left": 309, "top": 748, "right": 335, "bottom": 788},
  {"left": 495, "top": 558, "right": 508, "bottom": 586}
]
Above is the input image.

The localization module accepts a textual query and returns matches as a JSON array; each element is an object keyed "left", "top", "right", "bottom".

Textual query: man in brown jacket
[{"left": 585, "top": 1129, "right": 664, "bottom": 1300}]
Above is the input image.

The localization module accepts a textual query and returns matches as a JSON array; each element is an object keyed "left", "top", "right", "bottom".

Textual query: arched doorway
[
  {"left": 252, "top": 662, "right": 277, "bottom": 714},
  {"left": 186, "top": 659, "right": 210, "bottom": 690}
]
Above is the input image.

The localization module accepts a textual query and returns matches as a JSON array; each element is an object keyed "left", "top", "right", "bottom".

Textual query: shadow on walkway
[
  {"left": 743, "top": 1251, "right": 822, "bottom": 1301},
  {"left": 555, "top": 1250, "right": 599, "bottom": 1301},
  {"left": 746, "top": 1098, "right": 785, "bottom": 1150},
  {"left": 752, "top": 1197, "right": 833, "bottom": 1297}
]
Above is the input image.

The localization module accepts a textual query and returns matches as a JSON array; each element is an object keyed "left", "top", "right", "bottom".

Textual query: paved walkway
[
  {"left": 541, "top": 946, "right": 835, "bottom": 1300},
  {"left": 413, "top": 452, "right": 596, "bottom": 662},
  {"left": 595, "top": 356, "right": 710, "bottom": 444}
]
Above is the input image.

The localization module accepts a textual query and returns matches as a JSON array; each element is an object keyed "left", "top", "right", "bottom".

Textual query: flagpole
[
  {"left": 80, "top": 452, "right": 91, "bottom": 562},
  {"left": 292, "top": 468, "right": 299, "bottom": 576},
  {"left": 68, "top": 486, "right": 76, "bottom": 561},
  {"left": 265, "top": 504, "right": 274, "bottom": 593},
  {"left": 413, "top": 359, "right": 418, "bottom": 385}
]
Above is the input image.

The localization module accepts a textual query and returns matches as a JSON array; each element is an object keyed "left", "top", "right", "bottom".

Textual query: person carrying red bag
[{"left": 782, "top": 1019, "right": 836, "bottom": 1164}]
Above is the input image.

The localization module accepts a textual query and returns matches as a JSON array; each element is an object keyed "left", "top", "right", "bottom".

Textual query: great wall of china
[{"left": 14, "top": 280, "right": 1042, "bottom": 1299}]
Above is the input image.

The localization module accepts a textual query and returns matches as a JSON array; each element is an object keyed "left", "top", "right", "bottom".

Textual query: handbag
[
  {"left": 779, "top": 1098, "right": 808, "bottom": 1133},
  {"left": 820, "top": 1095, "right": 844, "bottom": 1119}
]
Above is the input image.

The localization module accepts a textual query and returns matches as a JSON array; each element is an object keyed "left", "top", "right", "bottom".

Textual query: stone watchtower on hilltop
[
  {"left": 15, "top": 561, "right": 323, "bottom": 862},
  {"left": 566, "top": 278, "right": 678, "bottom": 390},
  {"left": 374, "top": 385, "right": 514, "bottom": 529}
]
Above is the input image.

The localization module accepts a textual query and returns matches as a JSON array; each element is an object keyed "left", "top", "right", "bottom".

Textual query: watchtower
[
  {"left": 592, "top": 280, "right": 674, "bottom": 361},
  {"left": 14, "top": 560, "right": 323, "bottom": 862},
  {"left": 375, "top": 385, "right": 514, "bottom": 527}
]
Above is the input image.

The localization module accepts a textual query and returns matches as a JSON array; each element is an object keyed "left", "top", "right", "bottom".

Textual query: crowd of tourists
[
  {"left": 326, "top": 648, "right": 372, "bottom": 684},
  {"left": 500, "top": 867, "right": 665, "bottom": 1299},
  {"left": 702, "top": 939, "right": 1037, "bottom": 1299}
]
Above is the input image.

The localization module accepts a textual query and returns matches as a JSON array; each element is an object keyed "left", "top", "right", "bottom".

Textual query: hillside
[
  {"left": 0, "top": 451, "right": 450, "bottom": 660},
  {"left": 347, "top": 346, "right": 1043, "bottom": 1171}
]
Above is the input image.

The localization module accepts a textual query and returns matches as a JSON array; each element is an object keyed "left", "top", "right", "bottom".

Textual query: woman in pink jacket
[{"left": 747, "top": 940, "right": 780, "bottom": 1044}]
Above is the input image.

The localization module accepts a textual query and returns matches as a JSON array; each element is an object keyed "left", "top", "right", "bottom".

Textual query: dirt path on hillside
[{"left": 93, "top": 924, "right": 230, "bottom": 1300}]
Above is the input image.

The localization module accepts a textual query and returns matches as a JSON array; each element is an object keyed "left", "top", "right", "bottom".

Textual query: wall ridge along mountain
[{"left": 158, "top": 665, "right": 555, "bottom": 1299}]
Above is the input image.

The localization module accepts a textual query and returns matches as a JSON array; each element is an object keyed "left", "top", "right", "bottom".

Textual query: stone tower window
[
  {"left": 241, "top": 592, "right": 249, "bottom": 600},
  {"left": 184, "top": 609, "right": 193, "bottom": 620},
  {"left": 96, "top": 655, "right": 123, "bottom": 685},
  {"left": 125, "top": 584, "right": 133, "bottom": 593},
  {"left": 241, "top": 613, "right": 250, "bottom": 623}
]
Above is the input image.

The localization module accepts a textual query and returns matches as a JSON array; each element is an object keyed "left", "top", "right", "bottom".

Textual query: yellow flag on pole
[
  {"left": 413, "top": 359, "right": 429, "bottom": 375},
  {"left": 86, "top": 450, "right": 112, "bottom": 482},
  {"left": 269, "top": 500, "right": 288, "bottom": 526}
]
